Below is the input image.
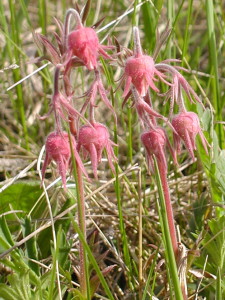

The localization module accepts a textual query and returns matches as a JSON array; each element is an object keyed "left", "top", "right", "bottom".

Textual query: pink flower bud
[
  {"left": 67, "top": 25, "right": 113, "bottom": 71},
  {"left": 172, "top": 111, "right": 208, "bottom": 160},
  {"left": 123, "top": 55, "right": 160, "bottom": 97},
  {"left": 141, "top": 128, "right": 168, "bottom": 173},
  {"left": 41, "top": 132, "right": 87, "bottom": 189},
  {"left": 78, "top": 123, "right": 117, "bottom": 178},
  {"left": 68, "top": 27, "right": 99, "bottom": 70}
]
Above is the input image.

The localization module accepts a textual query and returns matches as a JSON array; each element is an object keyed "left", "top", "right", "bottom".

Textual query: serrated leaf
[
  {"left": 0, "top": 284, "right": 19, "bottom": 300},
  {"left": 1, "top": 271, "right": 31, "bottom": 300},
  {"left": 200, "top": 216, "right": 225, "bottom": 273},
  {"left": 215, "top": 150, "right": 225, "bottom": 194}
]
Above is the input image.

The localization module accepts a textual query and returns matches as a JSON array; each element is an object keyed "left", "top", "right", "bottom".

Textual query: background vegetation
[{"left": 0, "top": 0, "right": 225, "bottom": 299}]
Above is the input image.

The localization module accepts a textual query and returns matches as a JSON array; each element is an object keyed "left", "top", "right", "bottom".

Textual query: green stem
[
  {"left": 8, "top": 0, "right": 29, "bottom": 150},
  {"left": 206, "top": 0, "right": 224, "bottom": 148},
  {"left": 38, "top": 0, "right": 47, "bottom": 34}
]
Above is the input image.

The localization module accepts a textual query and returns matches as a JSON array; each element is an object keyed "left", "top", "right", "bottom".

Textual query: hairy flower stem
[
  {"left": 133, "top": 26, "right": 142, "bottom": 57},
  {"left": 63, "top": 8, "right": 83, "bottom": 51},
  {"left": 53, "top": 65, "right": 63, "bottom": 132},
  {"left": 76, "top": 162, "right": 88, "bottom": 297},
  {"left": 63, "top": 65, "right": 78, "bottom": 137},
  {"left": 158, "top": 161, "right": 178, "bottom": 257}
]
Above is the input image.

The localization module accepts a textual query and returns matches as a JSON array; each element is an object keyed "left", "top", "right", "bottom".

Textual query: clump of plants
[{"left": 1, "top": 1, "right": 225, "bottom": 299}]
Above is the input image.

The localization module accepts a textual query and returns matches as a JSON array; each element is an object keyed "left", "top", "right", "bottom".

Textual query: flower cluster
[
  {"left": 38, "top": 8, "right": 116, "bottom": 188},
  {"left": 120, "top": 27, "right": 208, "bottom": 173},
  {"left": 37, "top": 9, "right": 208, "bottom": 192}
]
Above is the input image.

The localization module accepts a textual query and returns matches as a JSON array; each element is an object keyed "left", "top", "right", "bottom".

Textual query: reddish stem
[
  {"left": 76, "top": 162, "right": 87, "bottom": 296},
  {"left": 158, "top": 162, "right": 178, "bottom": 257},
  {"left": 133, "top": 27, "right": 142, "bottom": 57},
  {"left": 63, "top": 65, "right": 78, "bottom": 138},
  {"left": 63, "top": 8, "right": 83, "bottom": 51}
]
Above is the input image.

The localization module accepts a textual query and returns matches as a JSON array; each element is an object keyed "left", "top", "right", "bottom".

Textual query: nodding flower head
[
  {"left": 172, "top": 111, "right": 209, "bottom": 160},
  {"left": 141, "top": 127, "right": 176, "bottom": 173},
  {"left": 78, "top": 122, "right": 117, "bottom": 178},
  {"left": 141, "top": 128, "right": 167, "bottom": 173},
  {"left": 123, "top": 55, "right": 160, "bottom": 97},
  {"left": 68, "top": 27, "right": 99, "bottom": 70},
  {"left": 67, "top": 26, "right": 113, "bottom": 70},
  {"left": 41, "top": 132, "right": 87, "bottom": 189}
]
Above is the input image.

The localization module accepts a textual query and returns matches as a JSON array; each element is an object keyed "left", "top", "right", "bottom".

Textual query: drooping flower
[
  {"left": 77, "top": 122, "right": 117, "bottom": 178},
  {"left": 65, "top": 9, "right": 112, "bottom": 70},
  {"left": 121, "top": 27, "right": 167, "bottom": 98},
  {"left": 172, "top": 111, "right": 208, "bottom": 160},
  {"left": 141, "top": 127, "right": 176, "bottom": 173},
  {"left": 41, "top": 131, "right": 88, "bottom": 188},
  {"left": 67, "top": 27, "right": 99, "bottom": 70},
  {"left": 123, "top": 55, "right": 161, "bottom": 97}
]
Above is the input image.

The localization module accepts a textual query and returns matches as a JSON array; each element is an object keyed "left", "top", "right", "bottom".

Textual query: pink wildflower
[
  {"left": 78, "top": 122, "right": 117, "bottom": 178},
  {"left": 41, "top": 131, "right": 88, "bottom": 189},
  {"left": 141, "top": 127, "right": 176, "bottom": 173},
  {"left": 122, "top": 27, "right": 165, "bottom": 98},
  {"left": 123, "top": 55, "right": 161, "bottom": 97},
  {"left": 172, "top": 111, "right": 208, "bottom": 160},
  {"left": 66, "top": 10, "right": 112, "bottom": 70},
  {"left": 68, "top": 27, "right": 99, "bottom": 70}
]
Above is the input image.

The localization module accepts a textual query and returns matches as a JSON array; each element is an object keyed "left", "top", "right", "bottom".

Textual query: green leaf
[
  {"left": 215, "top": 150, "right": 225, "bottom": 194},
  {"left": 201, "top": 107, "right": 212, "bottom": 132},
  {"left": 0, "top": 182, "right": 42, "bottom": 215},
  {"left": 71, "top": 288, "right": 86, "bottom": 300},
  {"left": 0, "top": 284, "right": 19, "bottom": 300},
  {"left": 0, "top": 271, "right": 31, "bottom": 300},
  {"left": 21, "top": 216, "right": 40, "bottom": 275},
  {"left": 0, "top": 216, "right": 14, "bottom": 251},
  {"left": 200, "top": 216, "right": 225, "bottom": 274},
  {"left": 57, "top": 228, "right": 71, "bottom": 270}
]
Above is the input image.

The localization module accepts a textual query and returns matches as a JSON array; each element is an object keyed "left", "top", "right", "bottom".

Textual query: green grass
[{"left": 0, "top": 0, "right": 225, "bottom": 299}]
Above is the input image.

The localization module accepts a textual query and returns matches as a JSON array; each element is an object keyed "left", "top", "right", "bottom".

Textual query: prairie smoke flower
[
  {"left": 41, "top": 132, "right": 88, "bottom": 189},
  {"left": 172, "top": 111, "right": 208, "bottom": 160},
  {"left": 121, "top": 27, "right": 167, "bottom": 98},
  {"left": 65, "top": 9, "right": 112, "bottom": 70},
  {"left": 78, "top": 123, "right": 117, "bottom": 178},
  {"left": 123, "top": 55, "right": 160, "bottom": 97},
  {"left": 141, "top": 127, "right": 176, "bottom": 173}
]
